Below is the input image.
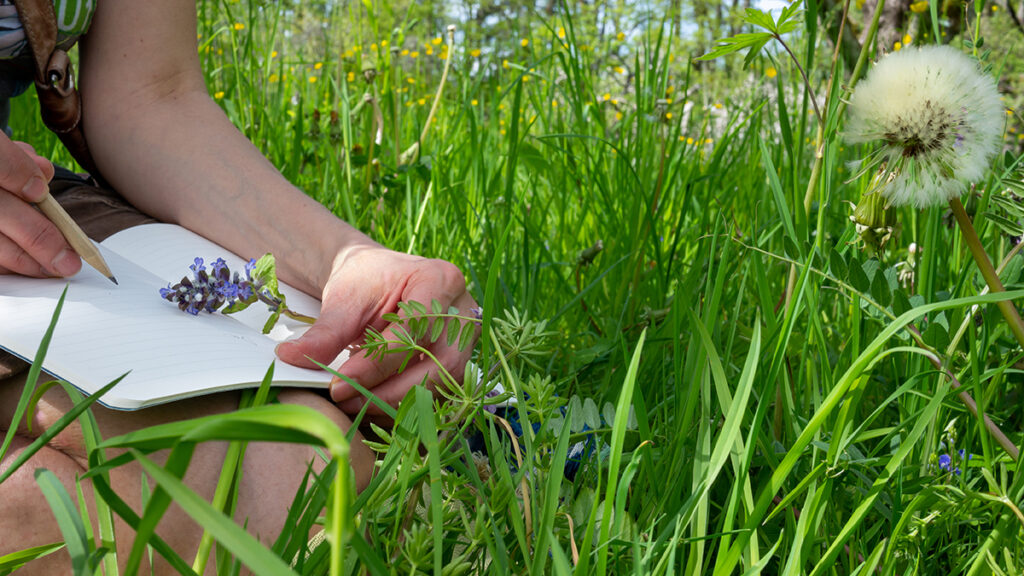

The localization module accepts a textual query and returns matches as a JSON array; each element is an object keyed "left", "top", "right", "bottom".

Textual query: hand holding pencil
[{"left": 0, "top": 136, "right": 116, "bottom": 283}]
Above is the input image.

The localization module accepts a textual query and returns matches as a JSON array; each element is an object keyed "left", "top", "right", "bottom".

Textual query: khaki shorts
[{"left": 0, "top": 170, "right": 157, "bottom": 379}]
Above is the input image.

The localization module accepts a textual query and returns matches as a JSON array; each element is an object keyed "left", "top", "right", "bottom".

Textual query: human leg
[{"left": 0, "top": 371, "right": 373, "bottom": 574}]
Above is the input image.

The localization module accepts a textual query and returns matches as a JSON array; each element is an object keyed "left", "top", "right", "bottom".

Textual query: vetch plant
[{"left": 159, "top": 254, "right": 315, "bottom": 333}]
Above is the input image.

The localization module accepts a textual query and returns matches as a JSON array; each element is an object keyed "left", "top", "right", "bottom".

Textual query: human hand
[
  {"left": 0, "top": 135, "right": 81, "bottom": 277},
  {"left": 275, "top": 244, "right": 478, "bottom": 416}
]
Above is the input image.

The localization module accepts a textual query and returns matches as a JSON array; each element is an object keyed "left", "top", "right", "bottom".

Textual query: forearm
[
  {"left": 83, "top": 89, "right": 374, "bottom": 296},
  {"left": 77, "top": 0, "right": 374, "bottom": 296}
]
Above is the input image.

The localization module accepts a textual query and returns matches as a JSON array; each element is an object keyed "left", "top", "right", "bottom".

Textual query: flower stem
[{"left": 949, "top": 197, "right": 1024, "bottom": 350}]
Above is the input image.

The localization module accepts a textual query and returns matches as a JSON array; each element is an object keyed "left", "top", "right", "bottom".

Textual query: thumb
[{"left": 275, "top": 305, "right": 364, "bottom": 369}]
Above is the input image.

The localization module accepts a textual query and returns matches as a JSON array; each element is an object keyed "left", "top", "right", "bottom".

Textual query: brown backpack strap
[{"left": 11, "top": 0, "right": 102, "bottom": 179}]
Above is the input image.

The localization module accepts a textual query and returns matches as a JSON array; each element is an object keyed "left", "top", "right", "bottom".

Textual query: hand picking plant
[
  {"left": 845, "top": 45, "right": 1024, "bottom": 350},
  {"left": 159, "top": 254, "right": 315, "bottom": 333}
]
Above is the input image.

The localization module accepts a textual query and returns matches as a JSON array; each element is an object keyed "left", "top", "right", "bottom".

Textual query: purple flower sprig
[{"left": 160, "top": 254, "right": 315, "bottom": 334}]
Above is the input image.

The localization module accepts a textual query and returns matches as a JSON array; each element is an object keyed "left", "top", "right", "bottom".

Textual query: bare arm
[
  {"left": 78, "top": 0, "right": 367, "bottom": 296},
  {"left": 77, "top": 0, "right": 476, "bottom": 413}
]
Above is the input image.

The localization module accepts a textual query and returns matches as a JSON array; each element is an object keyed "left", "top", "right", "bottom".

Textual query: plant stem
[{"left": 949, "top": 197, "right": 1024, "bottom": 351}]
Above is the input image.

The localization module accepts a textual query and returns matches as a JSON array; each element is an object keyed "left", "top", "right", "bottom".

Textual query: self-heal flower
[{"left": 845, "top": 45, "right": 1003, "bottom": 208}]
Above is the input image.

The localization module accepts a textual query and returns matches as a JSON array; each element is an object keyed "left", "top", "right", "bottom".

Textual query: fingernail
[
  {"left": 52, "top": 249, "right": 81, "bottom": 277},
  {"left": 21, "top": 176, "right": 48, "bottom": 202}
]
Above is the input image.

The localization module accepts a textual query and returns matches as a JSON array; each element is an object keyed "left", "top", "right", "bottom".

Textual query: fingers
[
  {"left": 14, "top": 142, "right": 55, "bottom": 183},
  {"left": 275, "top": 304, "right": 363, "bottom": 368},
  {"left": 0, "top": 192, "right": 81, "bottom": 278},
  {"left": 332, "top": 288, "right": 478, "bottom": 412},
  {"left": 0, "top": 137, "right": 75, "bottom": 278},
  {"left": 2, "top": 137, "right": 51, "bottom": 203},
  {"left": 337, "top": 336, "right": 470, "bottom": 416}
]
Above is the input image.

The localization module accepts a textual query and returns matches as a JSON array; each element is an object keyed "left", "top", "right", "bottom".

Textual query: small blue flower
[
  {"left": 211, "top": 258, "right": 228, "bottom": 276},
  {"left": 958, "top": 448, "right": 965, "bottom": 458},
  {"left": 938, "top": 454, "right": 952, "bottom": 471},
  {"left": 245, "top": 258, "right": 257, "bottom": 280},
  {"left": 190, "top": 257, "right": 206, "bottom": 274}
]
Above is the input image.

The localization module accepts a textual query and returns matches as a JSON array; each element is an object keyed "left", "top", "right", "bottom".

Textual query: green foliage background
[{"left": 6, "top": 0, "right": 1024, "bottom": 573}]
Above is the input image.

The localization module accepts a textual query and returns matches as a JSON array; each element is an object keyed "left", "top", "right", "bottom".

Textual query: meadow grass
[{"left": 4, "top": 0, "right": 1024, "bottom": 574}]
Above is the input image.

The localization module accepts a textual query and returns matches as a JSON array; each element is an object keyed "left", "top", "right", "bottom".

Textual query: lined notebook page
[{"left": 0, "top": 225, "right": 334, "bottom": 410}]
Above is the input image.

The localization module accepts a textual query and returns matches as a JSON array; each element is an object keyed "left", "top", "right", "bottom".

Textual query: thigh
[{"left": 0, "top": 372, "right": 373, "bottom": 574}]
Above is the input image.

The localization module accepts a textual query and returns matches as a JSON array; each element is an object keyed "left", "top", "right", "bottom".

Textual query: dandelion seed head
[{"left": 845, "top": 45, "right": 1003, "bottom": 208}]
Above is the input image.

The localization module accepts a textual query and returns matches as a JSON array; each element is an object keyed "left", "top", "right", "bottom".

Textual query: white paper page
[{"left": 0, "top": 243, "right": 331, "bottom": 410}]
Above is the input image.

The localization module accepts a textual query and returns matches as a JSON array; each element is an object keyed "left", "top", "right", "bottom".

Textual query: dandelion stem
[{"left": 949, "top": 196, "right": 1024, "bottom": 352}]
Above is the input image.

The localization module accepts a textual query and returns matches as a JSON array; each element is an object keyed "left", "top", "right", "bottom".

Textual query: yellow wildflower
[
  {"left": 615, "top": 112, "right": 623, "bottom": 121},
  {"left": 370, "top": 43, "right": 378, "bottom": 51},
  {"left": 552, "top": 99, "right": 558, "bottom": 108},
  {"left": 406, "top": 77, "right": 415, "bottom": 84},
  {"left": 426, "top": 47, "right": 433, "bottom": 56},
  {"left": 418, "top": 98, "right": 426, "bottom": 105},
  {"left": 615, "top": 66, "right": 625, "bottom": 74},
  {"left": 381, "top": 40, "right": 389, "bottom": 47},
  {"left": 269, "top": 74, "right": 279, "bottom": 83},
  {"left": 558, "top": 27, "right": 566, "bottom": 39},
  {"left": 766, "top": 67, "right": 777, "bottom": 78},
  {"left": 214, "top": 91, "right": 225, "bottom": 99},
  {"left": 411, "top": 51, "right": 419, "bottom": 58},
  {"left": 472, "top": 99, "right": 479, "bottom": 106},
  {"left": 910, "top": 0, "right": 928, "bottom": 11},
  {"left": 471, "top": 48, "right": 481, "bottom": 57},
  {"left": 686, "top": 137, "right": 694, "bottom": 145},
  {"left": 314, "top": 62, "right": 323, "bottom": 70},
  {"left": 401, "top": 49, "right": 409, "bottom": 56},
  {"left": 521, "top": 38, "right": 529, "bottom": 47},
  {"left": 271, "top": 50, "right": 278, "bottom": 59},
  {"left": 902, "top": 34, "right": 912, "bottom": 45},
  {"left": 347, "top": 71, "right": 355, "bottom": 82},
  {"left": 432, "top": 37, "right": 443, "bottom": 45},
  {"left": 308, "top": 76, "right": 317, "bottom": 83},
  {"left": 616, "top": 31, "right": 625, "bottom": 41},
  {"left": 666, "top": 112, "right": 673, "bottom": 119},
  {"left": 503, "top": 59, "right": 510, "bottom": 69},
  {"left": 894, "top": 41, "right": 902, "bottom": 51},
  {"left": 603, "top": 93, "right": 611, "bottom": 101},
  {"left": 233, "top": 22, "right": 245, "bottom": 31}
]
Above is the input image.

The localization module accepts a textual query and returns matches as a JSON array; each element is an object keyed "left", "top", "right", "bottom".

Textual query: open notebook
[{"left": 0, "top": 223, "right": 342, "bottom": 410}]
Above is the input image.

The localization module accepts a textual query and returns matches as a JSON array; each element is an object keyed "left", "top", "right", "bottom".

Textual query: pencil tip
[{"left": 109, "top": 276, "right": 119, "bottom": 286}]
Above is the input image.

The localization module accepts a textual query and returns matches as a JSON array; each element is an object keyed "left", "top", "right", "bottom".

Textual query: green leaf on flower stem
[
  {"left": 848, "top": 260, "right": 870, "bottom": 293},
  {"left": 429, "top": 315, "right": 445, "bottom": 343},
  {"left": 922, "top": 317, "right": 950, "bottom": 350},
  {"left": 262, "top": 309, "right": 281, "bottom": 335},
  {"left": 252, "top": 253, "right": 280, "bottom": 296},
  {"left": 892, "top": 290, "right": 913, "bottom": 318},
  {"left": 829, "top": 248, "right": 848, "bottom": 280},
  {"left": 458, "top": 319, "right": 475, "bottom": 352},
  {"left": 695, "top": 32, "right": 773, "bottom": 67},
  {"left": 446, "top": 320, "right": 460, "bottom": 347},
  {"left": 871, "top": 269, "right": 892, "bottom": 308}
]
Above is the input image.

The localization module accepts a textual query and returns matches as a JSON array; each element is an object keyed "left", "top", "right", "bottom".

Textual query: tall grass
[{"left": 4, "top": 0, "right": 1024, "bottom": 573}]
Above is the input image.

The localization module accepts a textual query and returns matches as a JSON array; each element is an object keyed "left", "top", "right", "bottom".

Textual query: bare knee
[{"left": 0, "top": 434, "right": 89, "bottom": 574}]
